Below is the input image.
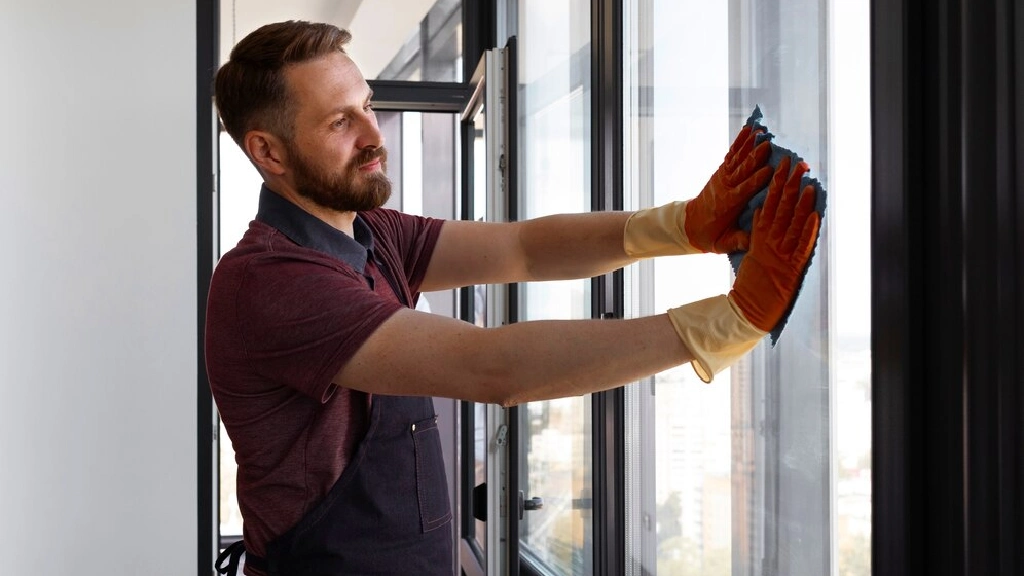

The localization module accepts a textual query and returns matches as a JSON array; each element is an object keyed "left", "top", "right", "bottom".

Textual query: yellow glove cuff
[
  {"left": 623, "top": 201, "right": 700, "bottom": 258},
  {"left": 666, "top": 294, "right": 766, "bottom": 383}
]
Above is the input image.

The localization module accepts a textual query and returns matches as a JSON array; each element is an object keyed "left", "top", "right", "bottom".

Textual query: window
[
  {"left": 219, "top": 0, "right": 462, "bottom": 83},
  {"left": 461, "top": 95, "right": 491, "bottom": 562},
  {"left": 200, "top": 1, "right": 1024, "bottom": 573},
  {"left": 514, "top": 0, "right": 595, "bottom": 572},
  {"left": 362, "top": 0, "right": 463, "bottom": 82},
  {"left": 622, "top": 1, "right": 871, "bottom": 575}
]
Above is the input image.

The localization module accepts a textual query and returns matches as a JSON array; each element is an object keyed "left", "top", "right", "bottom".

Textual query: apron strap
[{"left": 215, "top": 540, "right": 247, "bottom": 575}]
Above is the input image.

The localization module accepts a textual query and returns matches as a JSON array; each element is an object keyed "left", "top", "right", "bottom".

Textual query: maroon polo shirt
[{"left": 204, "top": 185, "right": 444, "bottom": 561}]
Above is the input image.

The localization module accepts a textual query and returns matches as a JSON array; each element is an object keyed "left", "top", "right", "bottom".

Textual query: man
[{"left": 208, "top": 20, "right": 819, "bottom": 576}]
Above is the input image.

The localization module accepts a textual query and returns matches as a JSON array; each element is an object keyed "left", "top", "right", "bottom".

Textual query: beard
[{"left": 285, "top": 141, "right": 392, "bottom": 213}]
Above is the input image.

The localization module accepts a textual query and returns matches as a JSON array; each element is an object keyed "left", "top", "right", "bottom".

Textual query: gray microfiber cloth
[{"left": 728, "top": 106, "right": 827, "bottom": 345}]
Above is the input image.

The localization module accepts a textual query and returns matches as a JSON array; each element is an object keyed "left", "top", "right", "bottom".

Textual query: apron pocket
[{"left": 411, "top": 415, "right": 453, "bottom": 533}]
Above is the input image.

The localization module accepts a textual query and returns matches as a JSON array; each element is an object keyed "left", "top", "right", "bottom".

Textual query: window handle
[
  {"left": 517, "top": 490, "right": 544, "bottom": 519},
  {"left": 472, "top": 483, "right": 488, "bottom": 522}
]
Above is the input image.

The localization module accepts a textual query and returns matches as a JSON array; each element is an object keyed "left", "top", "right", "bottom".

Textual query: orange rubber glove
[
  {"left": 729, "top": 156, "right": 821, "bottom": 332},
  {"left": 623, "top": 124, "right": 773, "bottom": 258},
  {"left": 666, "top": 156, "right": 821, "bottom": 382}
]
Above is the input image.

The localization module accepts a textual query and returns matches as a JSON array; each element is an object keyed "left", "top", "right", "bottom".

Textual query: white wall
[{"left": 0, "top": 2, "right": 198, "bottom": 574}]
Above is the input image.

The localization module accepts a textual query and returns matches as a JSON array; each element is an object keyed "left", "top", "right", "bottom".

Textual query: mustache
[{"left": 354, "top": 146, "right": 387, "bottom": 168}]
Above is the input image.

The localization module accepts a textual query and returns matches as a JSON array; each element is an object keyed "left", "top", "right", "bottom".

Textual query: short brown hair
[{"left": 214, "top": 21, "right": 353, "bottom": 146}]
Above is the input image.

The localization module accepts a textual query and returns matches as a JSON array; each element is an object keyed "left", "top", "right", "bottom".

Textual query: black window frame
[{"left": 197, "top": 0, "right": 218, "bottom": 572}]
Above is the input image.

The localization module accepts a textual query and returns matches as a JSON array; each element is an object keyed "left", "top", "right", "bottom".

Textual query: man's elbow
[
  {"left": 468, "top": 376, "right": 525, "bottom": 408},
  {"left": 496, "top": 394, "right": 524, "bottom": 409},
  {"left": 458, "top": 363, "right": 528, "bottom": 407}
]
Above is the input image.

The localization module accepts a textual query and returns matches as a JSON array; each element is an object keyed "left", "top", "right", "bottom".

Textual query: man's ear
[{"left": 243, "top": 130, "right": 287, "bottom": 176}]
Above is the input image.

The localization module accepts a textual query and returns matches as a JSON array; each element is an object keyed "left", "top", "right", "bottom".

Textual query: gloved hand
[
  {"left": 666, "top": 156, "right": 821, "bottom": 382},
  {"left": 623, "top": 124, "right": 773, "bottom": 258},
  {"left": 729, "top": 156, "right": 820, "bottom": 332}
]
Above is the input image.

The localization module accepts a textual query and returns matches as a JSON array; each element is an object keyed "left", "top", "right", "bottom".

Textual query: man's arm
[
  {"left": 342, "top": 154, "right": 820, "bottom": 400},
  {"left": 419, "top": 210, "right": 635, "bottom": 292},
  {"left": 335, "top": 308, "right": 690, "bottom": 406},
  {"left": 419, "top": 124, "right": 771, "bottom": 291}
]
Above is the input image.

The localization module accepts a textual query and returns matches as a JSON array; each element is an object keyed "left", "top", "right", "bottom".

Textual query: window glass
[
  {"left": 350, "top": 0, "right": 462, "bottom": 81},
  {"left": 216, "top": 129, "right": 259, "bottom": 541},
  {"left": 469, "top": 106, "right": 489, "bottom": 555},
  {"left": 622, "top": 0, "right": 871, "bottom": 575},
  {"left": 219, "top": 0, "right": 462, "bottom": 84},
  {"left": 830, "top": 3, "right": 873, "bottom": 573},
  {"left": 516, "top": 0, "right": 593, "bottom": 573}
]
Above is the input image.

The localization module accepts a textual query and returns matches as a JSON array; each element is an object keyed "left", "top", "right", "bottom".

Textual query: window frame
[
  {"left": 499, "top": 0, "right": 614, "bottom": 572},
  {"left": 195, "top": 1, "right": 1024, "bottom": 574},
  {"left": 589, "top": 1, "right": 628, "bottom": 576},
  {"left": 197, "top": 0, "right": 218, "bottom": 572}
]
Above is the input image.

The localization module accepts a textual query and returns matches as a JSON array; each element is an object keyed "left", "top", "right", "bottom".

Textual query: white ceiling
[{"left": 219, "top": 0, "right": 438, "bottom": 79}]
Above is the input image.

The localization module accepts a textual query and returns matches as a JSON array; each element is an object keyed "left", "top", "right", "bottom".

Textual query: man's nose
[{"left": 356, "top": 112, "right": 384, "bottom": 149}]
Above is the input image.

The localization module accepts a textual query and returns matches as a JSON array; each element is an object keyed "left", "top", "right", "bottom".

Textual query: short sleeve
[
  {"left": 236, "top": 253, "right": 404, "bottom": 402},
  {"left": 361, "top": 209, "right": 444, "bottom": 294}
]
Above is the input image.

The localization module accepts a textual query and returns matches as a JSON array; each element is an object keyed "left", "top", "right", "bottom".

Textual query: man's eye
[
  {"left": 364, "top": 103, "right": 375, "bottom": 113},
  {"left": 332, "top": 118, "right": 347, "bottom": 128}
]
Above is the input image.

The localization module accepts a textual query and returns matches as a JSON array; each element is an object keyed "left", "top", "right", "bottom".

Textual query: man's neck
[{"left": 265, "top": 182, "right": 357, "bottom": 238}]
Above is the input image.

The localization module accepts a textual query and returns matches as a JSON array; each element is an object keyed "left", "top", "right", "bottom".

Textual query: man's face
[{"left": 281, "top": 52, "right": 391, "bottom": 212}]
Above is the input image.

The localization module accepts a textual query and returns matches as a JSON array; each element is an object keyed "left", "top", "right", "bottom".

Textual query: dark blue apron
[{"left": 218, "top": 394, "right": 453, "bottom": 575}]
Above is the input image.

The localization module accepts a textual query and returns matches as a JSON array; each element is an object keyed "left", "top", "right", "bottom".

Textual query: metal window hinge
[{"left": 495, "top": 424, "right": 508, "bottom": 447}]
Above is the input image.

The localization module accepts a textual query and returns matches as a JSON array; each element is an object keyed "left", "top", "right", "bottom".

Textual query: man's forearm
[
  {"left": 420, "top": 212, "right": 637, "bottom": 291},
  {"left": 481, "top": 313, "right": 691, "bottom": 406},
  {"left": 336, "top": 309, "right": 692, "bottom": 406},
  {"left": 516, "top": 211, "right": 636, "bottom": 281}
]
